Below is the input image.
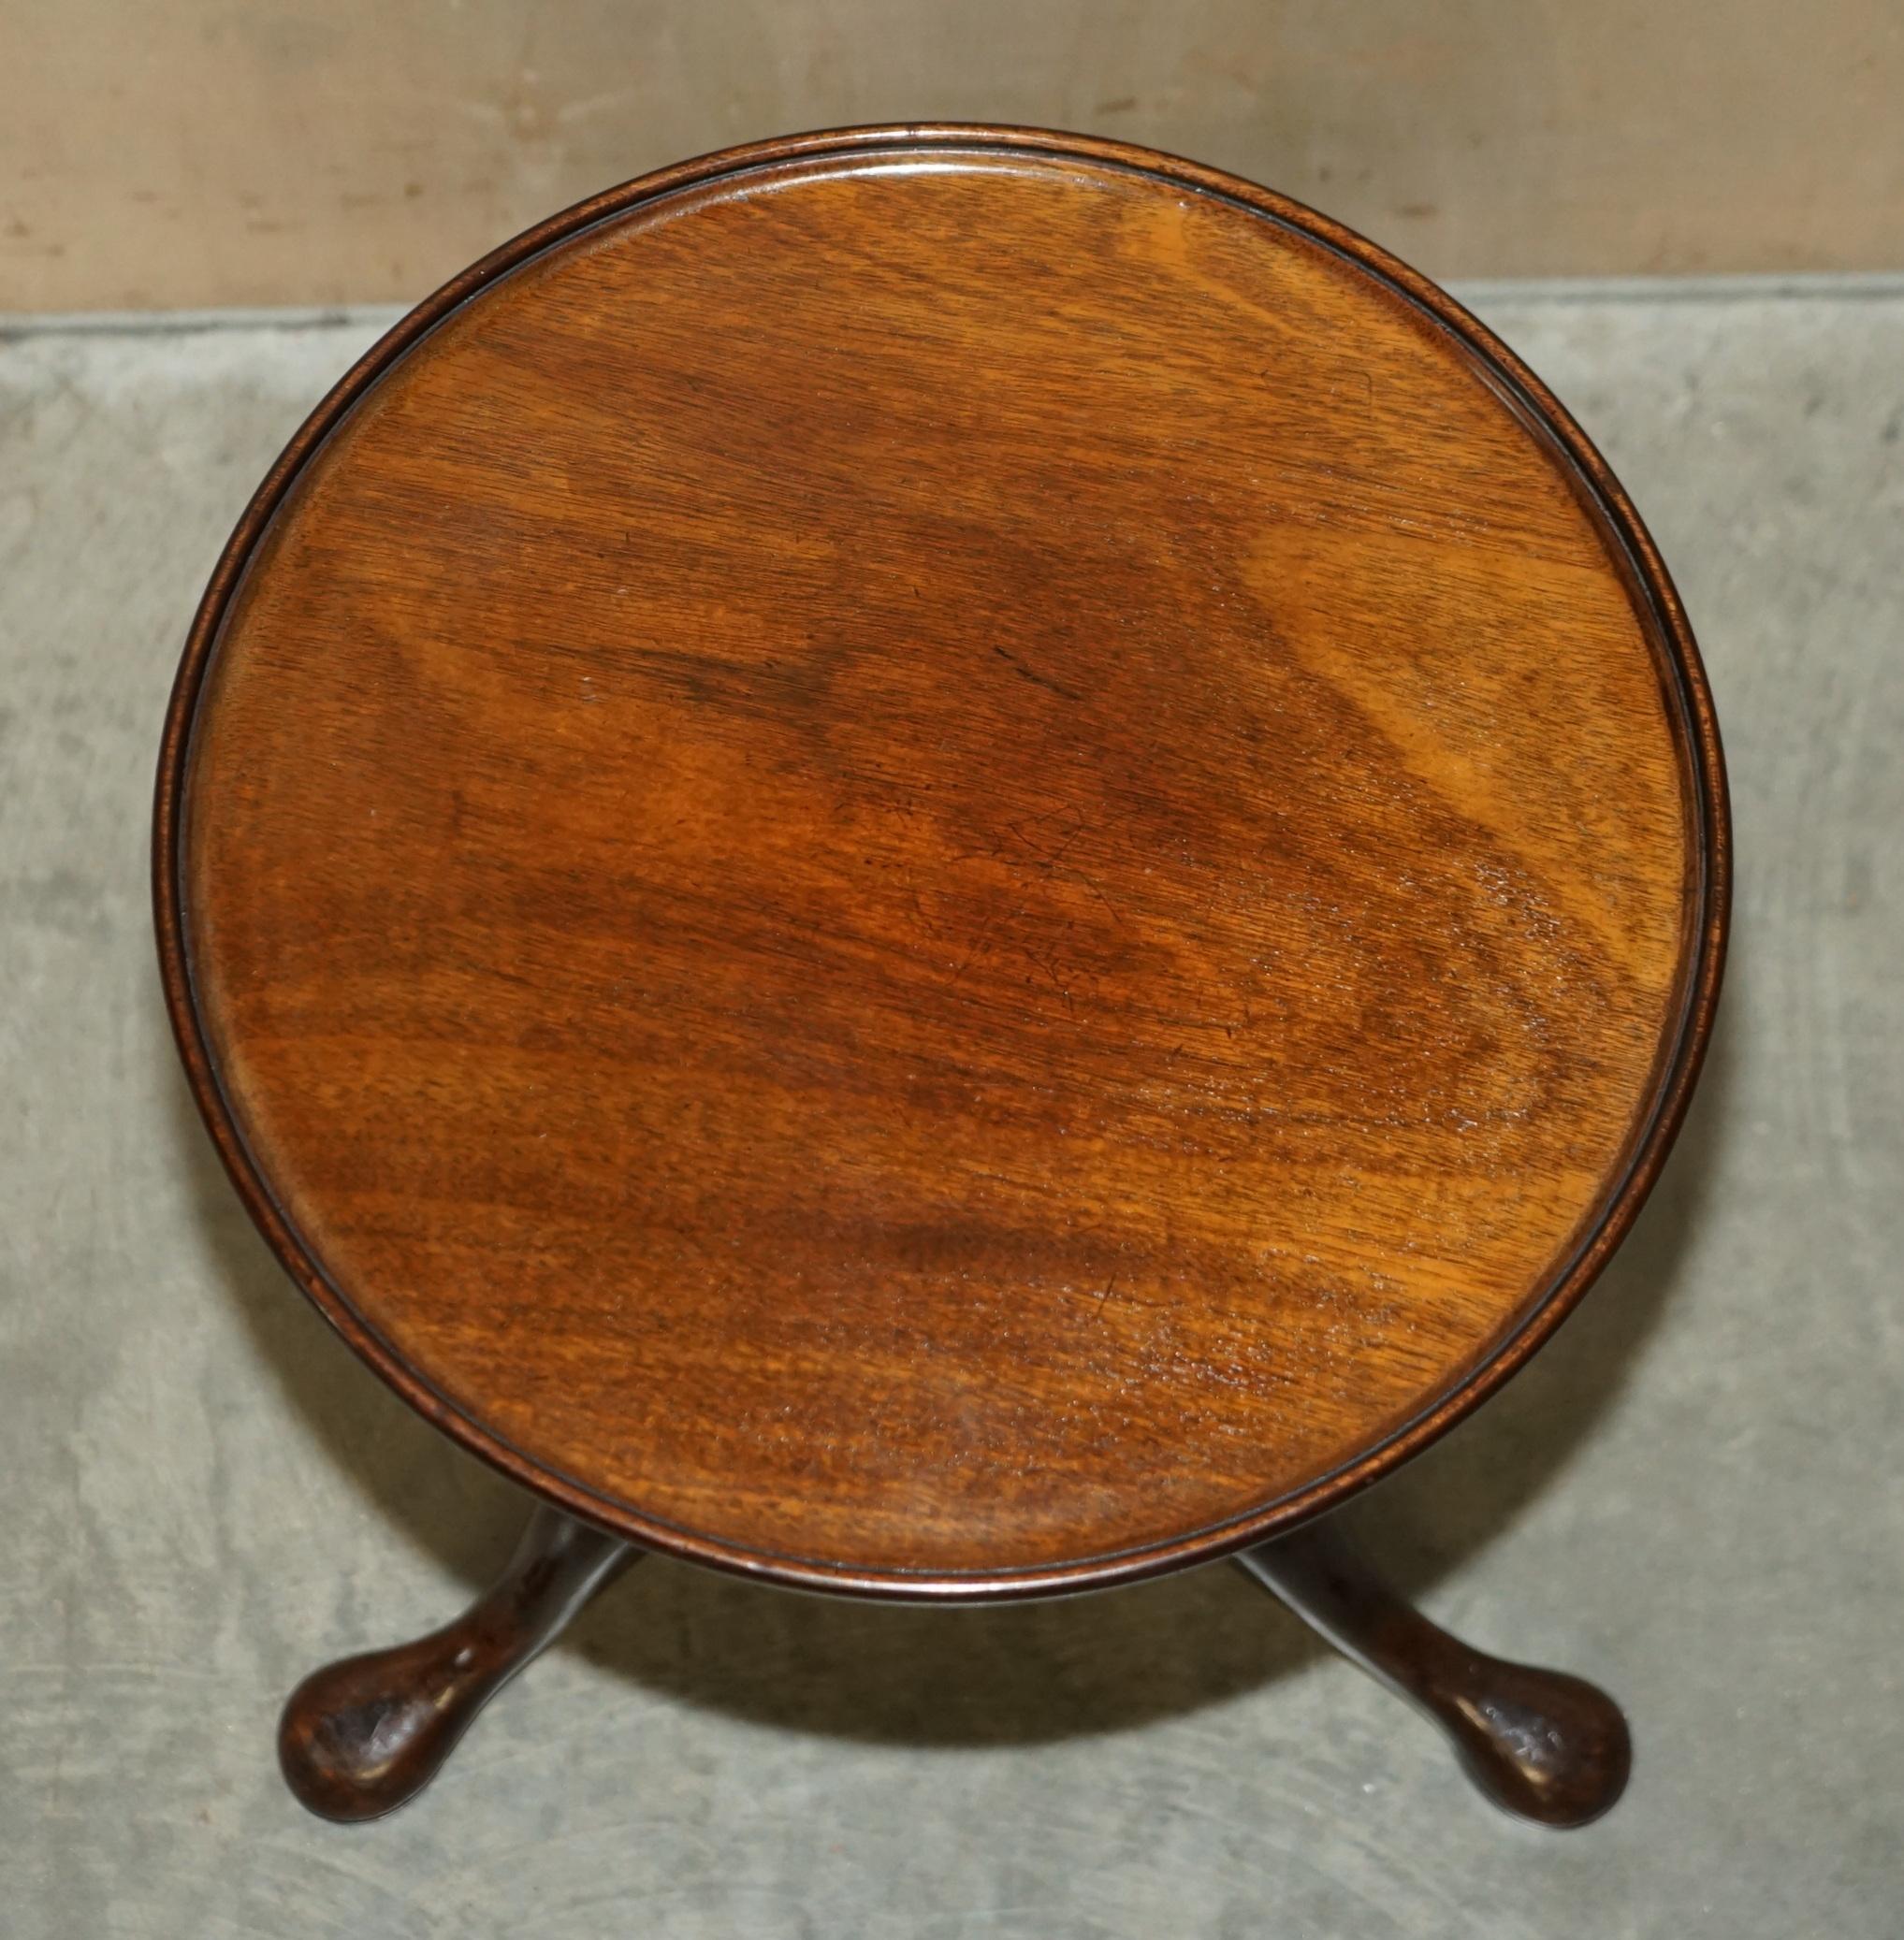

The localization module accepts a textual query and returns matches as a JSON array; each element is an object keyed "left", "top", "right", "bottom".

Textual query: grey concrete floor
[{"left": 2, "top": 283, "right": 1900, "bottom": 1938}]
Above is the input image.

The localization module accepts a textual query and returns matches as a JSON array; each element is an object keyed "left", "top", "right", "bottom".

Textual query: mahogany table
[{"left": 154, "top": 126, "right": 1728, "bottom": 1829}]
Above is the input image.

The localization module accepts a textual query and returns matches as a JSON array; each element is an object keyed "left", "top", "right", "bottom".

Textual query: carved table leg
[
  {"left": 280, "top": 1504, "right": 639, "bottom": 1822},
  {"left": 1235, "top": 1516, "right": 1631, "bottom": 1827}
]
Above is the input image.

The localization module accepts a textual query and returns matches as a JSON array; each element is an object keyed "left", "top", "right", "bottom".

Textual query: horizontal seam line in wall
[{"left": 6, "top": 270, "right": 1904, "bottom": 339}]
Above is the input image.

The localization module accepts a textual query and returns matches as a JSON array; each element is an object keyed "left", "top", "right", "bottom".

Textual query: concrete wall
[{"left": 5, "top": 0, "right": 1901, "bottom": 312}]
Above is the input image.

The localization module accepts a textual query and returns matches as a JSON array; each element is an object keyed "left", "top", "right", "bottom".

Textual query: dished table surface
[{"left": 159, "top": 129, "right": 1725, "bottom": 1596}]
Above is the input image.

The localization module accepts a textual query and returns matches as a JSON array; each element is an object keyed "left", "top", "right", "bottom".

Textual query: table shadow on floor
[{"left": 169, "top": 982, "right": 1735, "bottom": 1749}]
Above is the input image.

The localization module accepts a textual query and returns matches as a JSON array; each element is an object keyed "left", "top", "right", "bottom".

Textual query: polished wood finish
[
  {"left": 156, "top": 127, "right": 1727, "bottom": 1600},
  {"left": 1237, "top": 1519, "right": 1630, "bottom": 1827},
  {"left": 282, "top": 1498, "right": 1626, "bottom": 1825},
  {"left": 279, "top": 1505, "right": 636, "bottom": 1822}
]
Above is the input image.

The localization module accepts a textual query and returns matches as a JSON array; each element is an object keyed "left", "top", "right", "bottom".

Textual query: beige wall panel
[{"left": 3, "top": 0, "right": 1901, "bottom": 311}]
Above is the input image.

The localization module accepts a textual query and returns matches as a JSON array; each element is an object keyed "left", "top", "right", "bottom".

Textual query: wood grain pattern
[{"left": 156, "top": 128, "right": 1728, "bottom": 1598}]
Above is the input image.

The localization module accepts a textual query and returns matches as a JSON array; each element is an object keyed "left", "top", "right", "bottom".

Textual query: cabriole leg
[
  {"left": 279, "top": 1503, "right": 638, "bottom": 1822},
  {"left": 1237, "top": 1515, "right": 1630, "bottom": 1827}
]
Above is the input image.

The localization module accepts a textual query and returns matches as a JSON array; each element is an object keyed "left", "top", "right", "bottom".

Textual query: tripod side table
[{"left": 154, "top": 126, "right": 1728, "bottom": 1829}]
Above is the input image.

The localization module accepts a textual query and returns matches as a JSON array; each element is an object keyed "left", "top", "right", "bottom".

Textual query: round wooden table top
[{"left": 158, "top": 127, "right": 1727, "bottom": 1600}]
